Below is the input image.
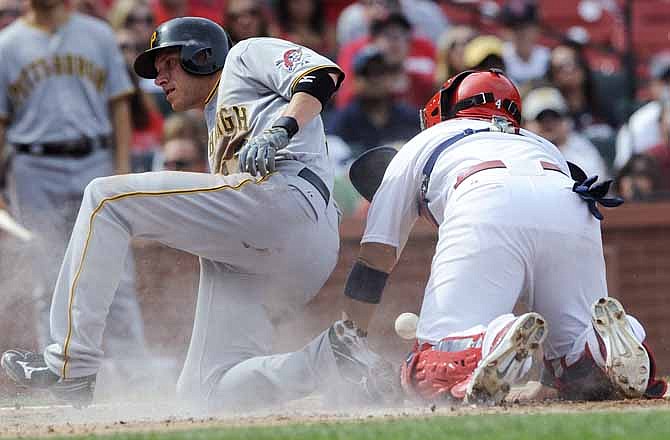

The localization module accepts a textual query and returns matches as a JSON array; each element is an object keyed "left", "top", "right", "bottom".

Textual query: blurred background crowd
[{"left": 2, "top": 0, "right": 670, "bottom": 216}]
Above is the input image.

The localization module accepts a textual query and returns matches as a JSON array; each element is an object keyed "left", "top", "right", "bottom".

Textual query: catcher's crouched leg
[
  {"left": 400, "top": 333, "right": 484, "bottom": 402},
  {"left": 542, "top": 297, "right": 668, "bottom": 401}
]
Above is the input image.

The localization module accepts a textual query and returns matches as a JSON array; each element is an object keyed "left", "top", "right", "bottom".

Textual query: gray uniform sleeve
[
  {"left": 100, "top": 25, "right": 134, "bottom": 100},
  {"left": 236, "top": 38, "right": 343, "bottom": 101}
]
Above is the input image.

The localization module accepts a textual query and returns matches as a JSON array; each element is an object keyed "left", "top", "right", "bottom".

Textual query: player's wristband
[
  {"left": 344, "top": 261, "right": 389, "bottom": 304},
  {"left": 272, "top": 116, "right": 299, "bottom": 139}
]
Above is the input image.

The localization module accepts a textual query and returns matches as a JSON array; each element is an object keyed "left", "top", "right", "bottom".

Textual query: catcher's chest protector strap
[{"left": 419, "top": 128, "right": 490, "bottom": 226}]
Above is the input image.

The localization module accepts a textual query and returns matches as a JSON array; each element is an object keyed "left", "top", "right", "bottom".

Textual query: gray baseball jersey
[
  {"left": 43, "top": 37, "right": 345, "bottom": 411},
  {"left": 0, "top": 14, "right": 146, "bottom": 377},
  {"left": 205, "top": 37, "right": 338, "bottom": 185}
]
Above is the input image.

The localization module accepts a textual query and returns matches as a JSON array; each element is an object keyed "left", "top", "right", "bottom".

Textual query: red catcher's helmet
[{"left": 420, "top": 69, "right": 522, "bottom": 130}]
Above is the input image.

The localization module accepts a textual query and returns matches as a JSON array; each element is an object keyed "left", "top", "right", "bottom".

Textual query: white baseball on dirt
[{"left": 394, "top": 312, "right": 419, "bottom": 340}]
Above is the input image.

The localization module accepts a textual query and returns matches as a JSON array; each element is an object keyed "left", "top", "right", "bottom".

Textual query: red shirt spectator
[
  {"left": 150, "top": 0, "right": 226, "bottom": 26},
  {"left": 646, "top": 145, "right": 670, "bottom": 191},
  {"left": 275, "top": 0, "right": 336, "bottom": 56},
  {"left": 336, "top": 13, "right": 435, "bottom": 109}
]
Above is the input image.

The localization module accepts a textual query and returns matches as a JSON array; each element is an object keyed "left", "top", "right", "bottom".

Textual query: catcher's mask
[
  {"left": 420, "top": 69, "right": 522, "bottom": 130},
  {"left": 134, "top": 17, "right": 232, "bottom": 79}
]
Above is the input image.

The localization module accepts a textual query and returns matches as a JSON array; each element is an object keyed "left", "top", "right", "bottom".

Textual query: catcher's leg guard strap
[{"left": 544, "top": 346, "right": 618, "bottom": 401}]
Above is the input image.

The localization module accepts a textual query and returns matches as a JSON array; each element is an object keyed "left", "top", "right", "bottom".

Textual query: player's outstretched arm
[{"left": 342, "top": 242, "right": 398, "bottom": 331}]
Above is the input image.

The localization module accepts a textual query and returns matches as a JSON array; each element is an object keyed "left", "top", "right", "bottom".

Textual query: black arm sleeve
[{"left": 292, "top": 67, "right": 344, "bottom": 109}]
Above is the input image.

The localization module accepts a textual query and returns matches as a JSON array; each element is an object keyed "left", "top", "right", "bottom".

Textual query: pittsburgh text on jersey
[
  {"left": 208, "top": 104, "right": 249, "bottom": 174},
  {"left": 8, "top": 54, "right": 107, "bottom": 107}
]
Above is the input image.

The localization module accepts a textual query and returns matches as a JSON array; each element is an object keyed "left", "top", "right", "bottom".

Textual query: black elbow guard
[
  {"left": 344, "top": 261, "right": 389, "bottom": 304},
  {"left": 292, "top": 67, "right": 342, "bottom": 108}
]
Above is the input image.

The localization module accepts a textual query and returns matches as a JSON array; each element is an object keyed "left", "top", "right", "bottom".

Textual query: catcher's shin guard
[
  {"left": 466, "top": 312, "right": 547, "bottom": 404},
  {"left": 400, "top": 333, "right": 483, "bottom": 401}
]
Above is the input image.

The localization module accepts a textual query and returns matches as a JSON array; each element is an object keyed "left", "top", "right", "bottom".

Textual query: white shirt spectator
[
  {"left": 502, "top": 42, "right": 550, "bottom": 86},
  {"left": 336, "top": 0, "right": 449, "bottom": 47},
  {"left": 561, "top": 132, "right": 610, "bottom": 180},
  {"left": 614, "top": 101, "right": 662, "bottom": 170}
]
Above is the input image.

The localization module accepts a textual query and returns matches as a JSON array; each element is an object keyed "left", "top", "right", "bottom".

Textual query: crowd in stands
[{"left": 1, "top": 0, "right": 669, "bottom": 216}]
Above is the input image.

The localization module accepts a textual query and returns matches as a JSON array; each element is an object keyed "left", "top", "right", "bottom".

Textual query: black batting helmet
[{"left": 134, "top": 17, "right": 232, "bottom": 79}]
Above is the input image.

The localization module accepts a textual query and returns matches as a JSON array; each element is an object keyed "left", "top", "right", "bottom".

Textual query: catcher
[{"left": 340, "top": 69, "right": 667, "bottom": 403}]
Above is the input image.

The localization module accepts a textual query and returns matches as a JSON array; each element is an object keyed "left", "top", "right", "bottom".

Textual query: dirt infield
[{"left": 1, "top": 392, "right": 669, "bottom": 438}]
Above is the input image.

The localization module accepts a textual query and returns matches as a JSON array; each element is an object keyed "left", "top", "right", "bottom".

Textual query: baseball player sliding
[
  {"left": 342, "top": 69, "right": 667, "bottom": 403},
  {"left": 1, "top": 17, "right": 398, "bottom": 410}
]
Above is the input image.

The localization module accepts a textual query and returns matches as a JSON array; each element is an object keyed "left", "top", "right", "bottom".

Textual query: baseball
[{"left": 394, "top": 312, "right": 419, "bottom": 340}]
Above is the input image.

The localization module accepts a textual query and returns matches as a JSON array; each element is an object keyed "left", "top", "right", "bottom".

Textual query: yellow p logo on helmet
[{"left": 150, "top": 31, "right": 157, "bottom": 48}]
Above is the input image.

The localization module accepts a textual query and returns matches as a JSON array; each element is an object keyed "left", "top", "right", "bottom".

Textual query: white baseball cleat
[
  {"left": 591, "top": 297, "right": 650, "bottom": 398},
  {"left": 466, "top": 312, "right": 547, "bottom": 404}
]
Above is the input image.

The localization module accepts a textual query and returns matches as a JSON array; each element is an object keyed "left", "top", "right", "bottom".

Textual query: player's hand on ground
[{"left": 238, "top": 127, "right": 290, "bottom": 176}]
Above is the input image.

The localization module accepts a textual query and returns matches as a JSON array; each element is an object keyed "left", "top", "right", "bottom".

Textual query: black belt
[
  {"left": 14, "top": 136, "right": 111, "bottom": 158},
  {"left": 297, "top": 167, "right": 330, "bottom": 205}
]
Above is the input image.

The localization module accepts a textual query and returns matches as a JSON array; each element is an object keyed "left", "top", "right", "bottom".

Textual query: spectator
[
  {"left": 336, "top": 12, "right": 435, "bottom": 109},
  {"left": 326, "top": 46, "right": 420, "bottom": 158},
  {"left": 336, "top": 0, "right": 449, "bottom": 47},
  {"left": 548, "top": 43, "right": 617, "bottom": 134},
  {"left": 116, "top": 28, "right": 164, "bottom": 172},
  {"left": 161, "top": 110, "right": 208, "bottom": 145},
  {"left": 225, "top": 0, "right": 274, "bottom": 44},
  {"left": 153, "top": 112, "right": 208, "bottom": 171},
  {"left": 523, "top": 87, "right": 609, "bottom": 179},
  {"left": 70, "top": 0, "right": 107, "bottom": 19},
  {"left": 159, "top": 138, "right": 208, "bottom": 172},
  {"left": 500, "top": 1, "right": 550, "bottom": 87},
  {"left": 150, "top": 0, "right": 226, "bottom": 26},
  {"left": 275, "top": 0, "right": 335, "bottom": 56},
  {"left": 109, "top": 0, "right": 155, "bottom": 43},
  {"left": 463, "top": 35, "right": 505, "bottom": 72},
  {"left": 0, "top": 0, "right": 147, "bottom": 381},
  {"left": 614, "top": 51, "right": 670, "bottom": 170},
  {"left": 434, "top": 25, "right": 476, "bottom": 87},
  {"left": 645, "top": 101, "right": 670, "bottom": 193},
  {"left": 615, "top": 154, "right": 663, "bottom": 202},
  {"left": 0, "top": 0, "right": 23, "bottom": 30},
  {"left": 109, "top": 0, "right": 167, "bottom": 116}
]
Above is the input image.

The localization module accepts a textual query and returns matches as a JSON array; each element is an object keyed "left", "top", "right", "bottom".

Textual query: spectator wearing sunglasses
[
  {"left": 109, "top": 0, "right": 169, "bottom": 112},
  {"left": 154, "top": 112, "right": 208, "bottom": 172},
  {"left": 109, "top": 0, "right": 155, "bottom": 43},
  {"left": 0, "top": 0, "right": 22, "bottom": 30},
  {"left": 116, "top": 27, "right": 164, "bottom": 172},
  {"left": 160, "top": 138, "right": 208, "bottom": 172}
]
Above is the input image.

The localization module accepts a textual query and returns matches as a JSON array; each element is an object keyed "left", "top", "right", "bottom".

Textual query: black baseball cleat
[
  {"left": 328, "top": 319, "right": 401, "bottom": 404},
  {"left": 1, "top": 349, "right": 96, "bottom": 408}
]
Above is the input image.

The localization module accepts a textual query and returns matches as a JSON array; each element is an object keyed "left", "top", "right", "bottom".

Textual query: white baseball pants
[{"left": 416, "top": 166, "right": 613, "bottom": 361}]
